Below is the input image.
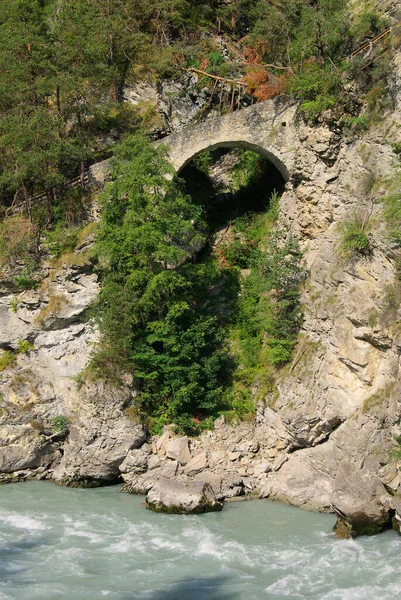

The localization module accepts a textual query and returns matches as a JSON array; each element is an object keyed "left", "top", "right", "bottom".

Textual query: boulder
[
  {"left": 390, "top": 485, "right": 401, "bottom": 533},
  {"left": 53, "top": 381, "right": 147, "bottom": 485},
  {"left": 165, "top": 437, "right": 191, "bottom": 465},
  {"left": 147, "top": 454, "right": 161, "bottom": 470},
  {"left": 119, "top": 447, "right": 150, "bottom": 475},
  {"left": 194, "top": 471, "right": 222, "bottom": 496},
  {"left": 0, "top": 425, "right": 57, "bottom": 473},
  {"left": 332, "top": 465, "right": 392, "bottom": 538},
  {"left": 146, "top": 478, "right": 223, "bottom": 514},
  {"left": 184, "top": 452, "right": 208, "bottom": 476}
]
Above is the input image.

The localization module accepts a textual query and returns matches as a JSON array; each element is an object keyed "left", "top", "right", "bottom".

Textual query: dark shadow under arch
[
  {"left": 177, "top": 145, "right": 286, "bottom": 231},
  {"left": 176, "top": 140, "right": 290, "bottom": 183}
]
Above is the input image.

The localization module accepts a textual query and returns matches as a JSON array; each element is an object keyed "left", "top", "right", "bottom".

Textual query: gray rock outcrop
[
  {"left": 53, "top": 382, "right": 146, "bottom": 486},
  {"left": 146, "top": 478, "right": 223, "bottom": 514}
]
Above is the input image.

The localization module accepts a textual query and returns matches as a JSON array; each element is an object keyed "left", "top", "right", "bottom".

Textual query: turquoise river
[{"left": 0, "top": 481, "right": 401, "bottom": 599}]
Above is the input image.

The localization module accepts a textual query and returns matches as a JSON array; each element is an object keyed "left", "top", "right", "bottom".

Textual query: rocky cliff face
[{"left": 2, "top": 12, "right": 401, "bottom": 537}]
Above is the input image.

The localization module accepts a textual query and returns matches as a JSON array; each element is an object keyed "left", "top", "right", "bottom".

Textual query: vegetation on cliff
[
  {"left": 91, "top": 137, "right": 305, "bottom": 432},
  {"left": 0, "top": 0, "right": 395, "bottom": 432},
  {"left": 0, "top": 0, "right": 391, "bottom": 212}
]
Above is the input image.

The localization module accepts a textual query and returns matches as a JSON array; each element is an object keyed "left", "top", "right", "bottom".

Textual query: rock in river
[{"left": 146, "top": 478, "right": 223, "bottom": 514}]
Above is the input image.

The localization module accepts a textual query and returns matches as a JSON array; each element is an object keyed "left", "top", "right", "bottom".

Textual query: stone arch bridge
[
  {"left": 154, "top": 99, "right": 300, "bottom": 182},
  {"left": 10, "top": 99, "right": 301, "bottom": 215},
  {"left": 88, "top": 98, "right": 302, "bottom": 188}
]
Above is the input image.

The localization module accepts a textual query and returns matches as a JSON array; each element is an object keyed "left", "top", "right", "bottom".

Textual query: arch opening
[
  {"left": 176, "top": 140, "right": 289, "bottom": 183},
  {"left": 177, "top": 145, "right": 286, "bottom": 233}
]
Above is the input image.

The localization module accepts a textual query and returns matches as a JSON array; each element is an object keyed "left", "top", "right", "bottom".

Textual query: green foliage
[
  {"left": 93, "top": 135, "right": 233, "bottom": 433},
  {"left": 17, "top": 339, "right": 35, "bottom": 354},
  {"left": 350, "top": 10, "right": 387, "bottom": 40},
  {"left": 231, "top": 150, "right": 263, "bottom": 191},
  {"left": 192, "top": 151, "right": 213, "bottom": 175},
  {"left": 51, "top": 416, "right": 70, "bottom": 434},
  {"left": 218, "top": 200, "right": 306, "bottom": 417},
  {"left": 0, "top": 351, "right": 17, "bottom": 372},
  {"left": 341, "top": 116, "right": 368, "bottom": 135},
  {"left": 291, "top": 64, "right": 343, "bottom": 121},
  {"left": 12, "top": 269, "right": 40, "bottom": 290},
  {"left": 235, "top": 227, "right": 306, "bottom": 367},
  {"left": 93, "top": 138, "right": 305, "bottom": 432},
  {"left": 9, "top": 296, "right": 19, "bottom": 314},
  {"left": 0, "top": 338, "right": 34, "bottom": 372},
  {"left": 338, "top": 215, "right": 371, "bottom": 259},
  {"left": 44, "top": 226, "right": 80, "bottom": 259}
]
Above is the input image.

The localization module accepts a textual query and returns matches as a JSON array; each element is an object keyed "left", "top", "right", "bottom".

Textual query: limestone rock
[
  {"left": 332, "top": 465, "right": 392, "bottom": 538},
  {"left": 161, "top": 459, "right": 179, "bottom": 478},
  {"left": 146, "top": 478, "right": 223, "bottom": 514},
  {"left": 119, "top": 447, "right": 150, "bottom": 475},
  {"left": 165, "top": 437, "right": 191, "bottom": 465},
  {"left": 147, "top": 454, "right": 161, "bottom": 470},
  {"left": 53, "top": 382, "right": 146, "bottom": 485},
  {"left": 0, "top": 425, "right": 57, "bottom": 473},
  {"left": 156, "top": 430, "right": 170, "bottom": 456},
  {"left": 194, "top": 471, "right": 222, "bottom": 496},
  {"left": 184, "top": 452, "right": 208, "bottom": 476}
]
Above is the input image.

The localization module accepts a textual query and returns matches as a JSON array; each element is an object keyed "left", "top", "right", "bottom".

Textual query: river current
[{"left": 0, "top": 481, "right": 400, "bottom": 600}]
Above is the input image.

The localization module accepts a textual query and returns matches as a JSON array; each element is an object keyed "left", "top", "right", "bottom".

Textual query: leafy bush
[
  {"left": 0, "top": 351, "right": 16, "bottom": 372},
  {"left": 13, "top": 268, "right": 40, "bottom": 290},
  {"left": 226, "top": 216, "right": 306, "bottom": 413},
  {"left": 17, "top": 339, "right": 34, "bottom": 354},
  {"left": 51, "top": 416, "right": 70, "bottom": 434},
  {"left": 45, "top": 226, "right": 80, "bottom": 259},
  {"left": 292, "top": 63, "right": 343, "bottom": 122},
  {"left": 341, "top": 116, "right": 368, "bottom": 135},
  {"left": 339, "top": 215, "right": 370, "bottom": 259},
  {"left": 192, "top": 151, "right": 213, "bottom": 175},
  {"left": 10, "top": 296, "right": 18, "bottom": 313},
  {"left": 93, "top": 135, "right": 233, "bottom": 433}
]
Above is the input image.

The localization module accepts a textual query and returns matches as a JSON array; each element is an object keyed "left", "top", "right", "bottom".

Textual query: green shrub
[
  {"left": 0, "top": 351, "right": 16, "bottom": 372},
  {"left": 92, "top": 135, "right": 233, "bottom": 433},
  {"left": 339, "top": 215, "right": 370, "bottom": 259},
  {"left": 45, "top": 226, "right": 80, "bottom": 259},
  {"left": 192, "top": 151, "right": 213, "bottom": 175},
  {"left": 9, "top": 296, "right": 18, "bottom": 313},
  {"left": 341, "top": 116, "right": 368, "bottom": 135},
  {"left": 12, "top": 268, "right": 39, "bottom": 290},
  {"left": 291, "top": 63, "right": 343, "bottom": 121},
  {"left": 17, "top": 339, "right": 34, "bottom": 354},
  {"left": 51, "top": 416, "right": 70, "bottom": 434},
  {"left": 350, "top": 10, "right": 387, "bottom": 40}
]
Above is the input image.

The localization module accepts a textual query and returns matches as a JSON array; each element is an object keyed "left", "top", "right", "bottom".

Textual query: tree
[{"left": 93, "top": 135, "right": 232, "bottom": 432}]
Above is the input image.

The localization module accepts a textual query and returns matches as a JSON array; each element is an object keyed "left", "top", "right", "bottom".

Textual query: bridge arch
[
  {"left": 175, "top": 140, "right": 290, "bottom": 182},
  {"left": 156, "top": 100, "right": 299, "bottom": 185}
]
